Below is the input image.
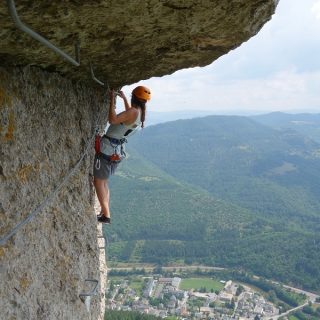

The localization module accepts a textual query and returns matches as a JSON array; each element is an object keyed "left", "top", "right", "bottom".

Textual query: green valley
[
  {"left": 129, "top": 115, "right": 320, "bottom": 227},
  {"left": 104, "top": 114, "right": 320, "bottom": 291}
]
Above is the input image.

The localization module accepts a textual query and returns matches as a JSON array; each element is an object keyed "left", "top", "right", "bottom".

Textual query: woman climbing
[{"left": 93, "top": 86, "right": 151, "bottom": 224}]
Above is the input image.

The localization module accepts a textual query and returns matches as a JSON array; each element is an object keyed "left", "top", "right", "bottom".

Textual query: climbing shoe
[{"left": 97, "top": 215, "right": 111, "bottom": 224}]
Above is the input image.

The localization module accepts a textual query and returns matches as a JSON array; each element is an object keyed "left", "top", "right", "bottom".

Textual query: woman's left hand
[{"left": 109, "top": 89, "right": 115, "bottom": 99}]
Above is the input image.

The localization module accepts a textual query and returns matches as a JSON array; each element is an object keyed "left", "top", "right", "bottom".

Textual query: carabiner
[{"left": 95, "top": 158, "right": 101, "bottom": 170}]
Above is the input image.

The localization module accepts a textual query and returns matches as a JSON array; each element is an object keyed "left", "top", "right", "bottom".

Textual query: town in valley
[{"left": 106, "top": 269, "right": 320, "bottom": 320}]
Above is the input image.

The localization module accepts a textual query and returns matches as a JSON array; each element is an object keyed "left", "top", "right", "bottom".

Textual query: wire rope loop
[{"left": 95, "top": 157, "right": 101, "bottom": 170}]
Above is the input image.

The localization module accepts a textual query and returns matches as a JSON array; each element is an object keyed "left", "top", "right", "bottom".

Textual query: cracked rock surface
[
  {"left": 0, "top": 67, "right": 107, "bottom": 320},
  {"left": 0, "top": 0, "right": 277, "bottom": 87}
]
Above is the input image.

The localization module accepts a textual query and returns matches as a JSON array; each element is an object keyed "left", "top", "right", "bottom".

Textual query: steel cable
[{"left": 0, "top": 108, "right": 107, "bottom": 247}]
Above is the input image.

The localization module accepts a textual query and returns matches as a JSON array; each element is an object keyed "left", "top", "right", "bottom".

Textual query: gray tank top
[
  {"left": 106, "top": 110, "right": 141, "bottom": 139},
  {"left": 100, "top": 110, "right": 141, "bottom": 156}
]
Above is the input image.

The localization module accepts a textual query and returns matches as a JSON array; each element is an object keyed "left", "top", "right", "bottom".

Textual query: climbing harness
[
  {"left": 94, "top": 137, "right": 126, "bottom": 175},
  {"left": 94, "top": 133, "right": 127, "bottom": 172},
  {"left": 105, "top": 136, "right": 127, "bottom": 161}
]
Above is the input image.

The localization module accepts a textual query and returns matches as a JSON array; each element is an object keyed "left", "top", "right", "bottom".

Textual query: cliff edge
[
  {"left": 0, "top": 1, "right": 277, "bottom": 319},
  {"left": 0, "top": 0, "right": 277, "bottom": 86}
]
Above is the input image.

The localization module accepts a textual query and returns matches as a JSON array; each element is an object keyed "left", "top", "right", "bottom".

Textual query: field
[
  {"left": 179, "top": 278, "right": 224, "bottom": 292},
  {"left": 129, "top": 278, "right": 144, "bottom": 295}
]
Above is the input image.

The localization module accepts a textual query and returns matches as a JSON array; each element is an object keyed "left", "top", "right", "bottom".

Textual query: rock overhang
[{"left": 0, "top": 0, "right": 278, "bottom": 88}]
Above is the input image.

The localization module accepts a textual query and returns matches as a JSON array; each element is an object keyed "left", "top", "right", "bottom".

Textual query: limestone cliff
[
  {"left": 0, "top": 1, "right": 278, "bottom": 319},
  {"left": 0, "top": 67, "right": 108, "bottom": 319}
]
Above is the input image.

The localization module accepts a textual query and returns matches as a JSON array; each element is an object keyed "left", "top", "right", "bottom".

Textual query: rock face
[
  {"left": 0, "top": 1, "right": 278, "bottom": 319},
  {"left": 0, "top": 67, "right": 107, "bottom": 319},
  {"left": 0, "top": 0, "right": 277, "bottom": 87}
]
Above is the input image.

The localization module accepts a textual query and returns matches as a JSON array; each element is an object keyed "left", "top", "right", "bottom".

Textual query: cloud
[
  {"left": 312, "top": 1, "right": 320, "bottom": 19},
  {"left": 124, "top": 69, "right": 320, "bottom": 114}
]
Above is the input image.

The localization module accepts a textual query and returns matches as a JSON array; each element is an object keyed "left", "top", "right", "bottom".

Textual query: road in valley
[
  {"left": 253, "top": 277, "right": 320, "bottom": 319},
  {"left": 281, "top": 284, "right": 319, "bottom": 303},
  {"left": 108, "top": 265, "right": 225, "bottom": 273},
  {"left": 264, "top": 302, "right": 309, "bottom": 320}
]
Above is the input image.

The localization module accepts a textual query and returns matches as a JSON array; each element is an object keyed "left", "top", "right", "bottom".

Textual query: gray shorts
[{"left": 93, "top": 154, "right": 121, "bottom": 180}]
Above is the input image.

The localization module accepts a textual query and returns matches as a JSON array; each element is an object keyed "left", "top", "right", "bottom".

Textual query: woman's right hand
[{"left": 118, "top": 90, "right": 126, "bottom": 99}]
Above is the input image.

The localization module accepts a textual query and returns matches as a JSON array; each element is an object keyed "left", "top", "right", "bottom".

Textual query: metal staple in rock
[
  {"left": 6, "top": 0, "right": 81, "bottom": 67},
  {"left": 7, "top": 0, "right": 108, "bottom": 87}
]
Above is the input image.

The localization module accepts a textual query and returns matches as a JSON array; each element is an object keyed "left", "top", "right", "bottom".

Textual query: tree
[
  {"left": 267, "top": 290, "right": 276, "bottom": 303},
  {"left": 302, "top": 305, "right": 315, "bottom": 315},
  {"left": 236, "top": 285, "right": 244, "bottom": 296},
  {"left": 154, "top": 265, "right": 162, "bottom": 275}
]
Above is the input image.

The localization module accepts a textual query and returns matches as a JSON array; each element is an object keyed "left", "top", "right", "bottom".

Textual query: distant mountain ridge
[
  {"left": 252, "top": 112, "right": 320, "bottom": 143},
  {"left": 146, "top": 111, "right": 217, "bottom": 126}
]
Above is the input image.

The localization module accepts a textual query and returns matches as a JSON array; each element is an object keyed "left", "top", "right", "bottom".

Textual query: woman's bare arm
[{"left": 108, "top": 90, "right": 138, "bottom": 125}]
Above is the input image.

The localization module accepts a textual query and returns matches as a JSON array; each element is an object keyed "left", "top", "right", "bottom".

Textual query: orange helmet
[{"left": 132, "top": 86, "right": 151, "bottom": 101}]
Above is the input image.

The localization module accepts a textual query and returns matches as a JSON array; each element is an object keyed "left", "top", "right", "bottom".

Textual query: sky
[{"left": 123, "top": 0, "right": 320, "bottom": 116}]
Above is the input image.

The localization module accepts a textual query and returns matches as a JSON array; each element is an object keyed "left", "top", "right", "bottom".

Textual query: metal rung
[{"left": 79, "top": 279, "right": 99, "bottom": 312}]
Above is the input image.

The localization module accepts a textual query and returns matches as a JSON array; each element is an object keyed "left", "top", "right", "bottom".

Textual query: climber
[{"left": 93, "top": 86, "right": 151, "bottom": 224}]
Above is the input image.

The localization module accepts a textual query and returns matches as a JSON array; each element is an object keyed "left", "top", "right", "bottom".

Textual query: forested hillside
[
  {"left": 108, "top": 149, "right": 256, "bottom": 258},
  {"left": 128, "top": 115, "right": 320, "bottom": 229},
  {"left": 107, "top": 133, "right": 320, "bottom": 290}
]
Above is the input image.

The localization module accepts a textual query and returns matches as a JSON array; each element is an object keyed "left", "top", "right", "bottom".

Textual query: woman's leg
[{"left": 94, "top": 177, "right": 110, "bottom": 218}]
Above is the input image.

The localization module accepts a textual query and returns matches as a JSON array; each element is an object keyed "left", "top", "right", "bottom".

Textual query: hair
[{"left": 131, "top": 94, "right": 146, "bottom": 128}]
